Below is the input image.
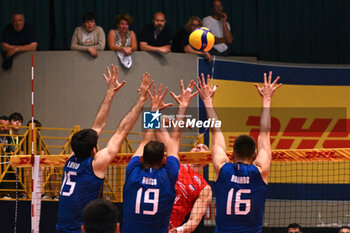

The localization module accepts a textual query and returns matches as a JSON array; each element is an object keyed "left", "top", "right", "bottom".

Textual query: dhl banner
[
  {"left": 198, "top": 58, "right": 350, "bottom": 150},
  {"left": 198, "top": 59, "right": 350, "bottom": 227}
]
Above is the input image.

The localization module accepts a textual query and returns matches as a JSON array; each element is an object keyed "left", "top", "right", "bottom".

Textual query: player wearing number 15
[
  {"left": 56, "top": 65, "right": 153, "bottom": 233},
  {"left": 122, "top": 81, "right": 198, "bottom": 233},
  {"left": 195, "top": 72, "right": 282, "bottom": 233}
]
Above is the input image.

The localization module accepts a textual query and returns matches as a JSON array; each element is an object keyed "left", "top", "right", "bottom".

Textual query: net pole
[{"left": 30, "top": 54, "right": 41, "bottom": 233}]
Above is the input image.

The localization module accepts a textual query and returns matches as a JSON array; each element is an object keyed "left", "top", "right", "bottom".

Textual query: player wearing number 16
[
  {"left": 122, "top": 81, "right": 198, "bottom": 233},
  {"left": 56, "top": 65, "right": 153, "bottom": 233},
  {"left": 194, "top": 72, "right": 282, "bottom": 233}
]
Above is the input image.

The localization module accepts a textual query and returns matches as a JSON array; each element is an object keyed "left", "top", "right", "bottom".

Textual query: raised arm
[
  {"left": 147, "top": 83, "right": 174, "bottom": 150},
  {"left": 168, "top": 80, "right": 198, "bottom": 160},
  {"left": 171, "top": 185, "right": 212, "bottom": 233},
  {"left": 253, "top": 71, "right": 281, "bottom": 184},
  {"left": 92, "top": 72, "right": 153, "bottom": 177},
  {"left": 194, "top": 74, "right": 228, "bottom": 180},
  {"left": 91, "top": 64, "right": 126, "bottom": 136}
]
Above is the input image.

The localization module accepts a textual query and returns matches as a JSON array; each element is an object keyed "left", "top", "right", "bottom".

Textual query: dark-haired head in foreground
[
  {"left": 82, "top": 199, "right": 119, "bottom": 233},
  {"left": 287, "top": 223, "right": 302, "bottom": 233}
]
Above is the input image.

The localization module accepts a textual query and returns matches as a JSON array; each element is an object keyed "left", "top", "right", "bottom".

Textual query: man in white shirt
[{"left": 202, "top": 0, "right": 233, "bottom": 56}]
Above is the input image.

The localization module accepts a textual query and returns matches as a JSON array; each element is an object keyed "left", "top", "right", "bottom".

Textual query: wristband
[{"left": 176, "top": 226, "right": 184, "bottom": 233}]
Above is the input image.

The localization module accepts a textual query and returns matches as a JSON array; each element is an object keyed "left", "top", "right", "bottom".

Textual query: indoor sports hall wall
[{"left": 0, "top": 51, "right": 201, "bottom": 134}]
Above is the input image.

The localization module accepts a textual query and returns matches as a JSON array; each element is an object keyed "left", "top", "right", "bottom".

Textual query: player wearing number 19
[
  {"left": 194, "top": 71, "right": 282, "bottom": 233},
  {"left": 56, "top": 64, "right": 153, "bottom": 233},
  {"left": 122, "top": 81, "right": 198, "bottom": 233}
]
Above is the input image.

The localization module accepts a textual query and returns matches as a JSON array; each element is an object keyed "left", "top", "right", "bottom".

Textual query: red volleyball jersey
[{"left": 169, "top": 164, "right": 209, "bottom": 228}]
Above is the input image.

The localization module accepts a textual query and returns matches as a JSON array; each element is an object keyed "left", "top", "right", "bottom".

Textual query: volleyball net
[{"left": 1, "top": 125, "right": 350, "bottom": 231}]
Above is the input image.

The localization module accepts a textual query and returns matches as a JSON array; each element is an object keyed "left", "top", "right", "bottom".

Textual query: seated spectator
[
  {"left": 340, "top": 226, "right": 350, "bottom": 233},
  {"left": 202, "top": 0, "right": 233, "bottom": 56},
  {"left": 1, "top": 11, "right": 37, "bottom": 70},
  {"left": 82, "top": 199, "right": 120, "bottom": 233},
  {"left": 108, "top": 14, "right": 137, "bottom": 56},
  {"left": 0, "top": 115, "right": 10, "bottom": 151},
  {"left": 71, "top": 12, "right": 105, "bottom": 57},
  {"left": 287, "top": 223, "right": 302, "bottom": 233},
  {"left": 7, "top": 112, "right": 24, "bottom": 153},
  {"left": 139, "top": 12, "right": 172, "bottom": 54},
  {"left": 1, "top": 113, "right": 24, "bottom": 198},
  {"left": 171, "top": 16, "right": 212, "bottom": 62}
]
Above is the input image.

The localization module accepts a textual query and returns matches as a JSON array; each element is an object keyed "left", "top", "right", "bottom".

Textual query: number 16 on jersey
[{"left": 226, "top": 188, "right": 251, "bottom": 215}]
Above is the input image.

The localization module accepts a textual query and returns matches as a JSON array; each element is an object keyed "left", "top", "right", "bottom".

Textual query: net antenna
[{"left": 31, "top": 54, "right": 42, "bottom": 233}]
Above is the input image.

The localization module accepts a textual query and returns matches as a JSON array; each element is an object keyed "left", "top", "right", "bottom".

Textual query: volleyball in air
[{"left": 189, "top": 27, "right": 215, "bottom": 52}]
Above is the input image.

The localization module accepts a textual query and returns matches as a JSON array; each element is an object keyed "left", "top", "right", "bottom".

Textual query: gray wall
[{"left": 0, "top": 51, "right": 201, "bottom": 133}]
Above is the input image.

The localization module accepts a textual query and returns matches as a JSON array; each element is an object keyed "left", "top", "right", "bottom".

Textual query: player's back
[
  {"left": 56, "top": 155, "right": 104, "bottom": 233},
  {"left": 215, "top": 162, "right": 268, "bottom": 233},
  {"left": 123, "top": 155, "right": 179, "bottom": 233}
]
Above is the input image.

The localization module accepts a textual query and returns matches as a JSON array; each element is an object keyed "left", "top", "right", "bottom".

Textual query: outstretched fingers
[
  {"left": 206, "top": 74, "right": 211, "bottom": 85},
  {"left": 169, "top": 91, "right": 179, "bottom": 103},
  {"left": 161, "top": 86, "right": 168, "bottom": 99},
  {"left": 201, "top": 73, "right": 206, "bottom": 86},
  {"left": 106, "top": 66, "right": 111, "bottom": 78},
  {"left": 272, "top": 76, "right": 280, "bottom": 86},
  {"left": 116, "top": 80, "right": 126, "bottom": 91},
  {"left": 103, "top": 73, "right": 108, "bottom": 82},
  {"left": 114, "top": 64, "right": 119, "bottom": 78},
  {"left": 180, "top": 79, "right": 185, "bottom": 91},
  {"left": 158, "top": 83, "right": 163, "bottom": 96}
]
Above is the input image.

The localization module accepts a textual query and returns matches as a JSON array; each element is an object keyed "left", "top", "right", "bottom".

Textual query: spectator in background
[
  {"left": 202, "top": 0, "right": 233, "bottom": 56},
  {"left": 0, "top": 115, "right": 11, "bottom": 198},
  {"left": 340, "top": 226, "right": 350, "bottom": 233},
  {"left": 7, "top": 112, "right": 24, "bottom": 153},
  {"left": 0, "top": 115, "right": 10, "bottom": 151},
  {"left": 1, "top": 112, "right": 24, "bottom": 198},
  {"left": 82, "top": 200, "right": 120, "bottom": 233},
  {"left": 139, "top": 12, "right": 172, "bottom": 54},
  {"left": 1, "top": 11, "right": 37, "bottom": 70},
  {"left": 71, "top": 12, "right": 105, "bottom": 57},
  {"left": 172, "top": 16, "right": 212, "bottom": 62},
  {"left": 108, "top": 14, "right": 137, "bottom": 56},
  {"left": 108, "top": 14, "right": 137, "bottom": 69},
  {"left": 287, "top": 223, "right": 302, "bottom": 233}
]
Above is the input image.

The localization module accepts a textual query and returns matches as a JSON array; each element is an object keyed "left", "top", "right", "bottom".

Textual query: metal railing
[{"left": 0, "top": 124, "right": 204, "bottom": 201}]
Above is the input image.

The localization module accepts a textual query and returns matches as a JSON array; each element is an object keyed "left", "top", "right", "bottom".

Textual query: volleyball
[{"left": 189, "top": 27, "right": 215, "bottom": 52}]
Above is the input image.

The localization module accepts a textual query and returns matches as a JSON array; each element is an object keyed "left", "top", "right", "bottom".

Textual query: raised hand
[
  {"left": 170, "top": 80, "right": 198, "bottom": 108},
  {"left": 139, "top": 72, "right": 154, "bottom": 101},
  {"left": 148, "top": 83, "right": 173, "bottom": 111},
  {"left": 194, "top": 73, "right": 218, "bottom": 103},
  {"left": 254, "top": 71, "right": 282, "bottom": 99},
  {"left": 103, "top": 64, "right": 126, "bottom": 94}
]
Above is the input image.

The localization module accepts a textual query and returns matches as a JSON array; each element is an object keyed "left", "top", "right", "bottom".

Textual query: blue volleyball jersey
[
  {"left": 56, "top": 156, "right": 104, "bottom": 233},
  {"left": 123, "top": 155, "right": 180, "bottom": 233},
  {"left": 215, "top": 163, "right": 268, "bottom": 233}
]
